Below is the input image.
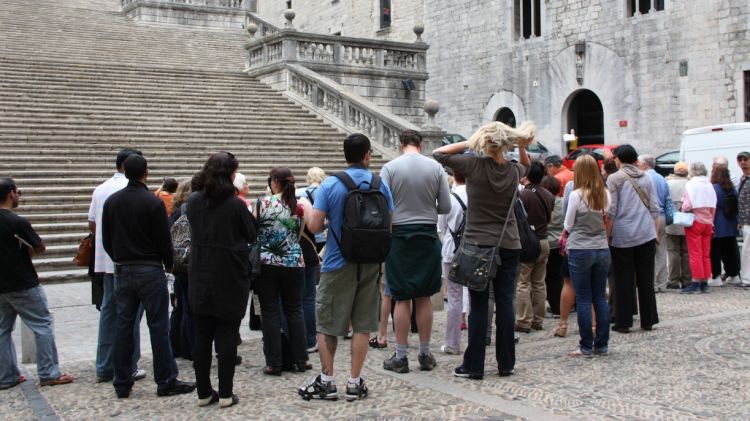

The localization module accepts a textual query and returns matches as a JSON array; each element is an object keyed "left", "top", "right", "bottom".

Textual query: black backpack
[
  {"left": 723, "top": 189, "right": 739, "bottom": 219},
  {"left": 331, "top": 171, "right": 392, "bottom": 263},
  {"left": 449, "top": 192, "right": 467, "bottom": 253},
  {"left": 514, "top": 197, "right": 541, "bottom": 263}
]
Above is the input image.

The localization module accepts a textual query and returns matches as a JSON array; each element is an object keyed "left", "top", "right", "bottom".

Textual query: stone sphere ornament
[
  {"left": 246, "top": 22, "right": 258, "bottom": 37},
  {"left": 413, "top": 23, "right": 424, "bottom": 42},
  {"left": 283, "top": 9, "right": 296, "bottom": 28}
]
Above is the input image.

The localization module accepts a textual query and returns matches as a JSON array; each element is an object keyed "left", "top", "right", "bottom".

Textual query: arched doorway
[
  {"left": 494, "top": 107, "right": 517, "bottom": 128},
  {"left": 565, "top": 89, "right": 604, "bottom": 145}
]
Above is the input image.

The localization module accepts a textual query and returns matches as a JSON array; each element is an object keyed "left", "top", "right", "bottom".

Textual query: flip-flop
[
  {"left": 368, "top": 337, "right": 387, "bottom": 349},
  {"left": 40, "top": 373, "right": 75, "bottom": 387},
  {"left": 0, "top": 375, "right": 27, "bottom": 390}
]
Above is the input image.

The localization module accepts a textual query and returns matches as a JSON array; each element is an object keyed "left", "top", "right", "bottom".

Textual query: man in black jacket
[{"left": 102, "top": 154, "right": 195, "bottom": 399}]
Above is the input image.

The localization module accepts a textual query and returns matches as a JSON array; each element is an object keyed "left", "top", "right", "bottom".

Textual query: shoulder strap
[
  {"left": 333, "top": 171, "right": 358, "bottom": 191},
  {"left": 496, "top": 168, "right": 520, "bottom": 248},
  {"left": 369, "top": 173, "right": 381, "bottom": 190},
  {"left": 451, "top": 192, "right": 467, "bottom": 211},
  {"left": 180, "top": 203, "right": 187, "bottom": 215},
  {"left": 305, "top": 188, "right": 315, "bottom": 205},
  {"left": 624, "top": 174, "right": 650, "bottom": 210}
]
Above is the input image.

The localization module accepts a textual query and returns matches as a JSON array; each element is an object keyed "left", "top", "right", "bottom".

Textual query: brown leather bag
[{"left": 73, "top": 234, "right": 93, "bottom": 267}]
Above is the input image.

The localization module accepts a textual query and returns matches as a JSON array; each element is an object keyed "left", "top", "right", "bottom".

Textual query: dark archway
[
  {"left": 494, "top": 107, "right": 517, "bottom": 128},
  {"left": 566, "top": 89, "right": 604, "bottom": 145}
]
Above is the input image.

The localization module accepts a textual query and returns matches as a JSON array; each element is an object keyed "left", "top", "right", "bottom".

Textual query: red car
[{"left": 562, "top": 144, "right": 619, "bottom": 169}]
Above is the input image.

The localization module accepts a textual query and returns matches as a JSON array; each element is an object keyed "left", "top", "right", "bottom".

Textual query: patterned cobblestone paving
[{"left": 2, "top": 284, "right": 750, "bottom": 420}]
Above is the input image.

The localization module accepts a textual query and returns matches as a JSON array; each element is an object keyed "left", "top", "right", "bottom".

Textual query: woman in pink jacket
[{"left": 680, "top": 162, "right": 717, "bottom": 294}]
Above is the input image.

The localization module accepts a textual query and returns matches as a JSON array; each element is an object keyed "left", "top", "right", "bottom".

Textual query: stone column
[{"left": 419, "top": 99, "right": 446, "bottom": 155}]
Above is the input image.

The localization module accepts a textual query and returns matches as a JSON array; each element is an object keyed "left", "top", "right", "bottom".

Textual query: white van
[{"left": 680, "top": 123, "right": 750, "bottom": 179}]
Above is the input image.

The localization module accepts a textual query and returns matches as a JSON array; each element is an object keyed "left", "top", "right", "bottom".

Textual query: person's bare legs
[
  {"left": 375, "top": 283, "right": 390, "bottom": 345},
  {"left": 317, "top": 333, "right": 337, "bottom": 376},
  {"left": 414, "top": 297, "right": 433, "bottom": 345},
  {"left": 350, "top": 333, "right": 369, "bottom": 378},
  {"left": 556, "top": 278, "right": 575, "bottom": 336},
  {"left": 393, "top": 300, "right": 412, "bottom": 346}
]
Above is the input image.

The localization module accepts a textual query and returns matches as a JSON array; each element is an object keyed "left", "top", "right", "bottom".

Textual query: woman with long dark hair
[
  {"left": 708, "top": 164, "right": 740, "bottom": 285},
  {"left": 561, "top": 155, "right": 611, "bottom": 357},
  {"left": 188, "top": 152, "right": 256, "bottom": 408},
  {"left": 433, "top": 121, "right": 532, "bottom": 379},
  {"left": 254, "top": 167, "right": 309, "bottom": 375}
]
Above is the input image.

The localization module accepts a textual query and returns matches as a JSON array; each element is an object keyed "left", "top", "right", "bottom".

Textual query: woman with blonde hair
[
  {"left": 560, "top": 155, "right": 611, "bottom": 357},
  {"left": 433, "top": 120, "right": 532, "bottom": 379}
]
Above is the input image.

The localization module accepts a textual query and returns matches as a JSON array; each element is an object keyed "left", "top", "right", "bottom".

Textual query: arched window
[
  {"left": 514, "top": 0, "right": 541, "bottom": 40},
  {"left": 627, "top": 0, "right": 664, "bottom": 17}
]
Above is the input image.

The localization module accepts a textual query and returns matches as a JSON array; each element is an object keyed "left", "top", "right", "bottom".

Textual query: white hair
[
  {"left": 712, "top": 156, "right": 729, "bottom": 167},
  {"left": 638, "top": 154, "right": 656, "bottom": 169},
  {"left": 689, "top": 162, "right": 707, "bottom": 178},
  {"left": 233, "top": 172, "right": 247, "bottom": 191}
]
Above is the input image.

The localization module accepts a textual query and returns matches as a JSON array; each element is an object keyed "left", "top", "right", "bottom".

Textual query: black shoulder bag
[{"left": 449, "top": 172, "right": 519, "bottom": 292}]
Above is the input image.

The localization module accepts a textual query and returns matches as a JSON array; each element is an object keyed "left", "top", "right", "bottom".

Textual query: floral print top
[{"left": 257, "top": 194, "right": 304, "bottom": 267}]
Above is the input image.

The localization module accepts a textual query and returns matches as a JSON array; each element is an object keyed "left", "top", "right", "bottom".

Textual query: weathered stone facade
[{"left": 256, "top": 1, "right": 750, "bottom": 155}]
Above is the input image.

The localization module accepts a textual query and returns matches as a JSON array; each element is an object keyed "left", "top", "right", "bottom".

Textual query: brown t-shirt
[
  {"left": 433, "top": 152, "right": 528, "bottom": 249},
  {"left": 519, "top": 184, "right": 555, "bottom": 237}
]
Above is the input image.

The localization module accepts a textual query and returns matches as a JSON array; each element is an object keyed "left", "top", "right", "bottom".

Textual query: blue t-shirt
[{"left": 314, "top": 166, "right": 395, "bottom": 272}]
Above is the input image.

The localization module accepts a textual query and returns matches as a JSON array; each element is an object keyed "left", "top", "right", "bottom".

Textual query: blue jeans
[
  {"left": 0, "top": 286, "right": 61, "bottom": 385},
  {"left": 96, "top": 273, "right": 142, "bottom": 378},
  {"left": 301, "top": 265, "right": 317, "bottom": 349},
  {"left": 568, "top": 249, "right": 611, "bottom": 354},
  {"left": 462, "top": 249, "right": 521, "bottom": 375},
  {"left": 113, "top": 265, "right": 177, "bottom": 392}
]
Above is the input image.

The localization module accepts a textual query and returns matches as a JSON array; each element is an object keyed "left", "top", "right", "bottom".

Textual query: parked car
[
  {"left": 506, "top": 141, "right": 549, "bottom": 162},
  {"left": 442, "top": 133, "right": 466, "bottom": 146},
  {"left": 655, "top": 150, "right": 679, "bottom": 176},
  {"left": 562, "top": 144, "right": 618, "bottom": 169}
]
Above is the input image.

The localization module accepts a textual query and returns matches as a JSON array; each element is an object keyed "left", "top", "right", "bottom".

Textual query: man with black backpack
[{"left": 298, "top": 133, "right": 394, "bottom": 402}]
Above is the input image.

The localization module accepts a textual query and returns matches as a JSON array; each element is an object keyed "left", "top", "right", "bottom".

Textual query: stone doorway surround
[
  {"left": 551, "top": 42, "right": 636, "bottom": 152},
  {"left": 483, "top": 90, "right": 526, "bottom": 128},
  {"left": 564, "top": 88, "right": 604, "bottom": 146}
]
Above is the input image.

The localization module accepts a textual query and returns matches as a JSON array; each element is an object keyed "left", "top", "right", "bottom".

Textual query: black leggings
[
  {"left": 193, "top": 315, "right": 241, "bottom": 399},
  {"left": 711, "top": 236, "right": 741, "bottom": 278}
]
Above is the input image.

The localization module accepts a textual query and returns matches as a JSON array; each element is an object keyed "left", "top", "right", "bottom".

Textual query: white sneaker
[
  {"left": 725, "top": 276, "right": 741, "bottom": 286},
  {"left": 707, "top": 277, "right": 724, "bottom": 287},
  {"left": 307, "top": 343, "right": 319, "bottom": 353},
  {"left": 440, "top": 345, "right": 460, "bottom": 355}
]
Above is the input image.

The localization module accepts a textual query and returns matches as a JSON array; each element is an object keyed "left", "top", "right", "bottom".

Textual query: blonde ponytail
[{"left": 466, "top": 121, "right": 536, "bottom": 154}]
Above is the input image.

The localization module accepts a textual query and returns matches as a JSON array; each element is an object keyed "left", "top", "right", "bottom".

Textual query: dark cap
[
  {"left": 613, "top": 144, "right": 638, "bottom": 164},
  {"left": 544, "top": 155, "right": 563, "bottom": 166},
  {"left": 737, "top": 151, "right": 750, "bottom": 159}
]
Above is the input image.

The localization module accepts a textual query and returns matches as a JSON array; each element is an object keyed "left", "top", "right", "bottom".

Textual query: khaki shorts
[{"left": 316, "top": 263, "right": 381, "bottom": 337}]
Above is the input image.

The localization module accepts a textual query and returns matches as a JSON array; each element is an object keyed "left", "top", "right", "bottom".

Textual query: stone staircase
[{"left": 0, "top": 0, "right": 387, "bottom": 284}]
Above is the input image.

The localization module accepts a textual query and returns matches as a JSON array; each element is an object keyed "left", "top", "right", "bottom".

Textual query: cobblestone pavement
[{"left": 3, "top": 283, "right": 750, "bottom": 420}]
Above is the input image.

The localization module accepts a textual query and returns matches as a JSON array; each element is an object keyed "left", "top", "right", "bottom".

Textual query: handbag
[
  {"left": 672, "top": 211, "right": 694, "bottom": 228},
  {"left": 73, "top": 234, "right": 93, "bottom": 267},
  {"left": 449, "top": 171, "right": 519, "bottom": 292},
  {"left": 664, "top": 196, "right": 675, "bottom": 225},
  {"left": 248, "top": 200, "right": 262, "bottom": 284}
]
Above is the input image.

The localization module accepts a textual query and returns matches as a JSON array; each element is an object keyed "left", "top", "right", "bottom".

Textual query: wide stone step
[
  {"left": 40, "top": 233, "right": 93, "bottom": 246},
  {"left": 34, "top": 244, "right": 80, "bottom": 260},
  {"left": 38, "top": 269, "right": 90, "bottom": 285},
  {"left": 0, "top": 112, "right": 327, "bottom": 126},
  {"left": 33, "top": 222, "right": 90, "bottom": 234},
  {"left": 23, "top": 213, "right": 89, "bottom": 224},
  {"left": 32, "top": 257, "right": 81, "bottom": 271}
]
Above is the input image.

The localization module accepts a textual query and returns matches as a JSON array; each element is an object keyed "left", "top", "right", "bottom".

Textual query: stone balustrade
[
  {"left": 245, "top": 31, "right": 427, "bottom": 74},
  {"left": 245, "top": 13, "right": 279, "bottom": 37},
  {"left": 260, "top": 63, "right": 421, "bottom": 156},
  {"left": 122, "top": 0, "right": 245, "bottom": 8}
]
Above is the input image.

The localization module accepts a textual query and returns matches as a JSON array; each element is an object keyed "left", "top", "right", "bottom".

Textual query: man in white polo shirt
[{"left": 88, "top": 148, "right": 145, "bottom": 383}]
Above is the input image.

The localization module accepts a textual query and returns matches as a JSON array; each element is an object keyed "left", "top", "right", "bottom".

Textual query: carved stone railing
[
  {"left": 245, "top": 13, "right": 279, "bottom": 37},
  {"left": 245, "top": 31, "right": 427, "bottom": 74},
  {"left": 271, "top": 64, "right": 422, "bottom": 157},
  {"left": 122, "top": 0, "right": 245, "bottom": 8},
  {"left": 121, "top": 0, "right": 253, "bottom": 27}
]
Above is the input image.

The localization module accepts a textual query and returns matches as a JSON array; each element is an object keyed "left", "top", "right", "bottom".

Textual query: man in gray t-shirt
[{"left": 380, "top": 130, "right": 451, "bottom": 374}]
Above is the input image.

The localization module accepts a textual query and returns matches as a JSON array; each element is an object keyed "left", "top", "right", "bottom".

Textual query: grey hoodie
[{"left": 606, "top": 164, "right": 660, "bottom": 248}]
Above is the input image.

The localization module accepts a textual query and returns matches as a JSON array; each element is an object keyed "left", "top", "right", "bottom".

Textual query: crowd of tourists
[{"left": 1, "top": 123, "right": 749, "bottom": 409}]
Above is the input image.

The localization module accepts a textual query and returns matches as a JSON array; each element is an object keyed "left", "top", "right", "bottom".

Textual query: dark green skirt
[{"left": 385, "top": 224, "right": 442, "bottom": 300}]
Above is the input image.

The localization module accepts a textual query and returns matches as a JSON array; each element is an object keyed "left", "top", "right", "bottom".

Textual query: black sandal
[{"left": 368, "top": 337, "right": 387, "bottom": 349}]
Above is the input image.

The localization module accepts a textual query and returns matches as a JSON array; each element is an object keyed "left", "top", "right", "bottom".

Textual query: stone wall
[
  {"left": 257, "top": 0, "right": 423, "bottom": 42},
  {"left": 256, "top": 0, "right": 750, "bottom": 156},
  {"left": 122, "top": 0, "right": 249, "bottom": 28}
]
